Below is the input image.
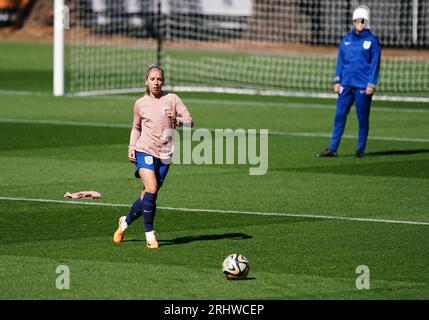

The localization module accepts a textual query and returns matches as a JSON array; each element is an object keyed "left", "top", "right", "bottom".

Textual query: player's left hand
[
  {"left": 365, "top": 86, "right": 375, "bottom": 95},
  {"left": 164, "top": 110, "right": 174, "bottom": 118},
  {"left": 164, "top": 110, "right": 179, "bottom": 128}
]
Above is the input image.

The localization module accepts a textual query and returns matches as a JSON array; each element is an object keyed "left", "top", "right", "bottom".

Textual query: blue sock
[
  {"left": 125, "top": 198, "right": 144, "bottom": 225},
  {"left": 142, "top": 192, "right": 157, "bottom": 232}
]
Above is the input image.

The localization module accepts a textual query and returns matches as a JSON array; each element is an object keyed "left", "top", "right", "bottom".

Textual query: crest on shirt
[
  {"left": 363, "top": 41, "right": 371, "bottom": 49},
  {"left": 161, "top": 107, "right": 170, "bottom": 117},
  {"left": 144, "top": 156, "right": 153, "bottom": 165}
]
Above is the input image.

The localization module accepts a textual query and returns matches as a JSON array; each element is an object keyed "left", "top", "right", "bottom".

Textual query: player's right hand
[
  {"left": 333, "top": 84, "right": 342, "bottom": 93},
  {"left": 128, "top": 149, "right": 136, "bottom": 163}
]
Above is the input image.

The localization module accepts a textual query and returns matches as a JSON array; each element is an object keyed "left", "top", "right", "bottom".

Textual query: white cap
[{"left": 353, "top": 5, "right": 370, "bottom": 22}]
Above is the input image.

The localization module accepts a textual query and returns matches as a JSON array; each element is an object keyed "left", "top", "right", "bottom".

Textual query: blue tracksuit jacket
[{"left": 334, "top": 28, "right": 381, "bottom": 89}]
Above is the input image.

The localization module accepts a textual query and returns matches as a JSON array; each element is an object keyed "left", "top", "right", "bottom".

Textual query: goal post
[
  {"left": 57, "top": 0, "right": 429, "bottom": 101},
  {"left": 53, "top": 0, "right": 65, "bottom": 96}
]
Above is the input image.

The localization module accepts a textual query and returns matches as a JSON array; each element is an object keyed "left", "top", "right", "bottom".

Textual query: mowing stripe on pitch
[
  {"left": 0, "top": 196, "right": 428, "bottom": 226},
  {"left": 1, "top": 118, "right": 428, "bottom": 143},
  {"left": 183, "top": 98, "right": 429, "bottom": 114},
  {"left": 267, "top": 130, "right": 429, "bottom": 143},
  {"left": 1, "top": 89, "right": 429, "bottom": 113},
  {"left": 0, "top": 118, "right": 130, "bottom": 128},
  {"left": 82, "top": 94, "right": 429, "bottom": 113},
  {"left": 85, "top": 95, "right": 429, "bottom": 114}
]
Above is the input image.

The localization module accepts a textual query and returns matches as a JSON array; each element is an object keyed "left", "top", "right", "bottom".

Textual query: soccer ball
[{"left": 222, "top": 253, "right": 250, "bottom": 280}]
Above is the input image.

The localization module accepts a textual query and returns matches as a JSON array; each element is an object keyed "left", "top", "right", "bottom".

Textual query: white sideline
[
  {"left": 267, "top": 130, "right": 429, "bottom": 143},
  {"left": 1, "top": 118, "right": 428, "bottom": 143},
  {"left": 0, "top": 196, "right": 428, "bottom": 226},
  {"left": 66, "top": 86, "right": 429, "bottom": 103}
]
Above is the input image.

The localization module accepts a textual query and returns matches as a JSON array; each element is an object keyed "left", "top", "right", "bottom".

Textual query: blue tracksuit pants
[{"left": 328, "top": 86, "right": 373, "bottom": 152}]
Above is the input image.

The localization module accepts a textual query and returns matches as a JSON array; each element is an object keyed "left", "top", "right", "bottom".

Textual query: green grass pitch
[{"left": 0, "top": 42, "right": 428, "bottom": 299}]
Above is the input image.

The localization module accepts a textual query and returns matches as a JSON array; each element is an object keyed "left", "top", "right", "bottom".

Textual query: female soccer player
[
  {"left": 113, "top": 66, "right": 193, "bottom": 248},
  {"left": 316, "top": 5, "right": 381, "bottom": 158}
]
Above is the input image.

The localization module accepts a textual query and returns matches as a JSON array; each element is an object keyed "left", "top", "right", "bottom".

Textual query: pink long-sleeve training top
[{"left": 128, "top": 92, "right": 193, "bottom": 160}]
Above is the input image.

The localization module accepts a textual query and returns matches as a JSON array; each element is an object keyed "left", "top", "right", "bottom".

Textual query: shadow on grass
[
  {"left": 272, "top": 159, "right": 428, "bottom": 179},
  {"left": 122, "top": 233, "right": 252, "bottom": 246},
  {"left": 226, "top": 277, "right": 256, "bottom": 281},
  {"left": 159, "top": 232, "right": 252, "bottom": 246},
  {"left": 365, "top": 149, "right": 429, "bottom": 157},
  {"left": 332, "top": 149, "right": 429, "bottom": 158}
]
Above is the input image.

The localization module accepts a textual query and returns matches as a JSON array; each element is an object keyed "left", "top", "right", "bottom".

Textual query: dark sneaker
[
  {"left": 315, "top": 149, "right": 337, "bottom": 158},
  {"left": 355, "top": 150, "right": 365, "bottom": 158}
]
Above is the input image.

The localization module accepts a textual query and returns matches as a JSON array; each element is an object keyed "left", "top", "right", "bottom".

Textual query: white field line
[
  {"left": 73, "top": 94, "right": 429, "bottom": 113},
  {"left": 0, "top": 196, "right": 428, "bottom": 226},
  {"left": 0, "top": 90, "right": 50, "bottom": 97},
  {"left": 4, "top": 86, "right": 428, "bottom": 103},
  {"left": 68, "top": 86, "right": 429, "bottom": 103},
  {"left": 267, "top": 130, "right": 429, "bottom": 143},
  {"left": 1, "top": 118, "right": 428, "bottom": 143},
  {"left": 68, "top": 96, "right": 429, "bottom": 114},
  {"left": 1, "top": 89, "right": 429, "bottom": 114}
]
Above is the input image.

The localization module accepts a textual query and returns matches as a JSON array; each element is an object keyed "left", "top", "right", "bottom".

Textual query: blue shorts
[{"left": 134, "top": 151, "right": 170, "bottom": 188}]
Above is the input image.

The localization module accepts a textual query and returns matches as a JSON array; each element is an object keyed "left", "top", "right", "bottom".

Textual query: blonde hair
[{"left": 145, "top": 65, "right": 165, "bottom": 95}]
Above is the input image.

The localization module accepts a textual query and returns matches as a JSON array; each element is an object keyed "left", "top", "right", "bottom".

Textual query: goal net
[{"left": 65, "top": 0, "right": 429, "bottom": 100}]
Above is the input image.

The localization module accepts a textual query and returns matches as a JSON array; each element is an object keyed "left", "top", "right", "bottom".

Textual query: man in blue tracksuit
[{"left": 316, "top": 5, "right": 381, "bottom": 158}]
